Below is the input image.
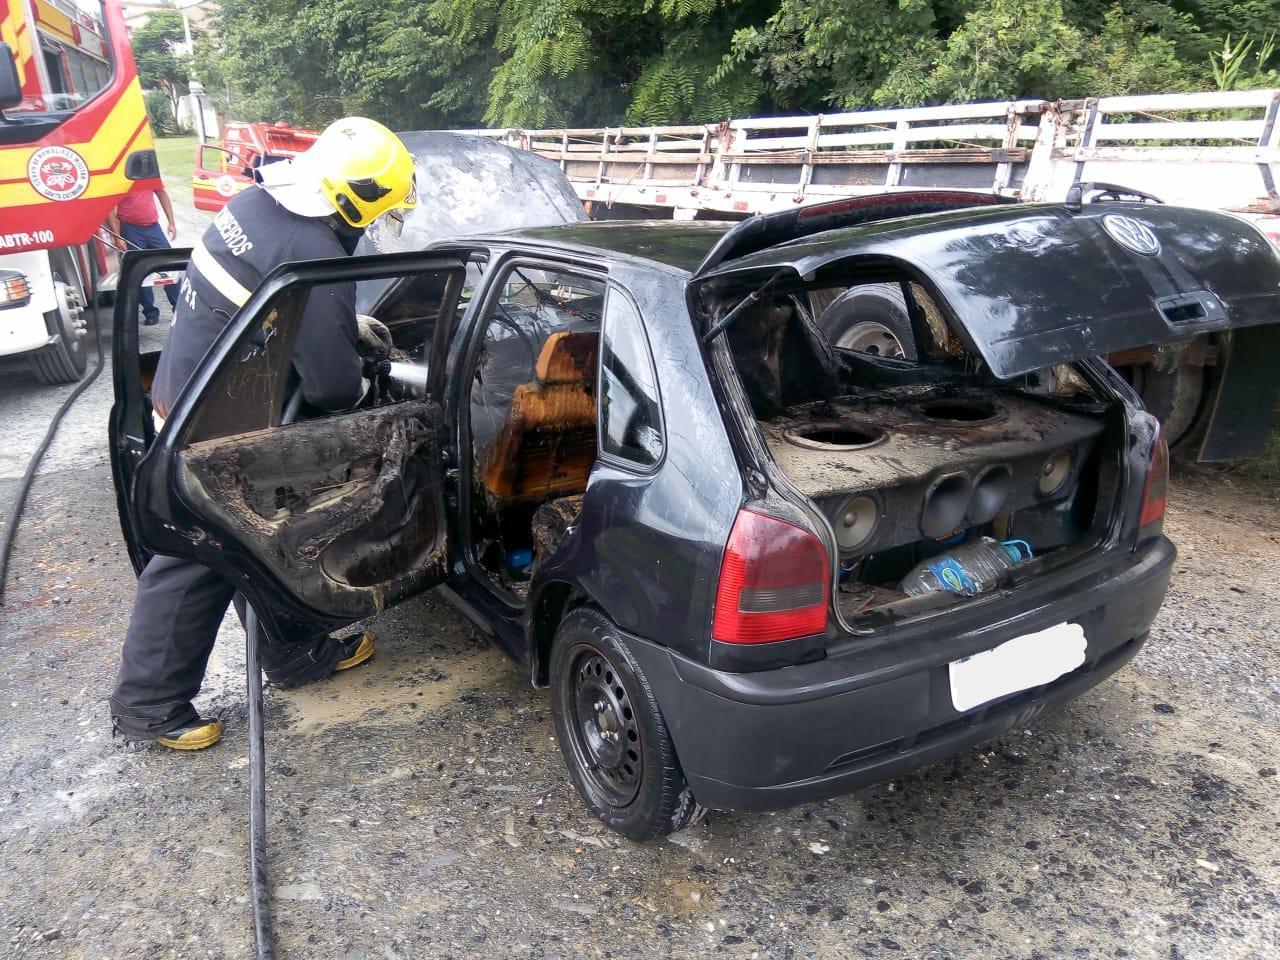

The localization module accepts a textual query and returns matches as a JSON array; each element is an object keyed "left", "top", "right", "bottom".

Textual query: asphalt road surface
[{"left": 1, "top": 194, "right": 1278, "bottom": 959}]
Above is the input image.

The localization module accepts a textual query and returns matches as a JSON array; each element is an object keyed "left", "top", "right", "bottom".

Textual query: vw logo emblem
[{"left": 1102, "top": 214, "right": 1161, "bottom": 256}]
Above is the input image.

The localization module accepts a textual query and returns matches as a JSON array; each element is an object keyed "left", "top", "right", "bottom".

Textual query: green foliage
[
  {"left": 132, "top": 9, "right": 191, "bottom": 115},
  {"left": 194, "top": 0, "right": 1280, "bottom": 128},
  {"left": 627, "top": 31, "right": 763, "bottom": 125},
  {"left": 721, "top": 0, "right": 938, "bottom": 112},
  {"left": 1071, "top": 9, "right": 1202, "bottom": 96},
  {"left": 143, "top": 88, "right": 175, "bottom": 135},
  {"left": 1211, "top": 32, "right": 1280, "bottom": 90},
  {"left": 197, "top": 0, "right": 499, "bottom": 129}
]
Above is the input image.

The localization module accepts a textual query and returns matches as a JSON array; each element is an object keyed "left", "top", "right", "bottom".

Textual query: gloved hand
[{"left": 356, "top": 314, "right": 393, "bottom": 357}]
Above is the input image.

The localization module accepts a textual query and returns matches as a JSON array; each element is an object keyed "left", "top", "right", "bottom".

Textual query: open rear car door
[{"left": 110, "top": 249, "right": 467, "bottom": 644}]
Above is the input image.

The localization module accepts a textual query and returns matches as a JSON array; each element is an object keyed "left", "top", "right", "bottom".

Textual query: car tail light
[
  {"left": 712, "top": 509, "right": 830, "bottom": 644},
  {"left": 1138, "top": 427, "right": 1169, "bottom": 537}
]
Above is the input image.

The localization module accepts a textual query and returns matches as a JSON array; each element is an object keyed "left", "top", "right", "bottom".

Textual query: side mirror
[
  {"left": 0, "top": 43, "right": 23, "bottom": 111},
  {"left": 125, "top": 149, "right": 161, "bottom": 180}
]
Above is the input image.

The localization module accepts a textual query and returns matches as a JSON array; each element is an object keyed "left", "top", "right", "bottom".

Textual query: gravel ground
[{"left": 1, "top": 195, "right": 1278, "bottom": 959}]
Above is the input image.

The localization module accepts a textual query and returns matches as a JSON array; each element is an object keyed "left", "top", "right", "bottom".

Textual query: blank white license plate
[{"left": 949, "top": 622, "right": 1087, "bottom": 712}]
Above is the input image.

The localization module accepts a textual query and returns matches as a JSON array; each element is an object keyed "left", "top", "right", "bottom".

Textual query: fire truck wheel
[{"left": 29, "top": 262, "right": 89, "bottom": 386}]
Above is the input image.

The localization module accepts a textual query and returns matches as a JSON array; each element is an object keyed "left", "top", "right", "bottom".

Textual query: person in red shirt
[{"left": 105, "top": 186, "right": 179, "bottom": 326}]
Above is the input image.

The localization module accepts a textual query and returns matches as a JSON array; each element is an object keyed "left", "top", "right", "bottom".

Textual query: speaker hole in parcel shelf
[
  {"left": 921, "top": 473, "right": 972, "bottom": 539},
  {"left": 969, "top": 464, "right": 1013, "bottom": 524},
  {"left": 918, "top": 398, "right": 998, "bottom": 423},
  {"left": 785, "top": 424, "right": 885, "bottom": 450}
]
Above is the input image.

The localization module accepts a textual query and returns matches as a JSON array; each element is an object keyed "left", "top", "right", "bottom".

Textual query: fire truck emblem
[{"left": 27, "top": 146, "right": 90, "bottom": 201}]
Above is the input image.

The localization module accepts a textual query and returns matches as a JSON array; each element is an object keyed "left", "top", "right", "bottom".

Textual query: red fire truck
[
  {"left": 192, "top": 119, "right": 317, "bottom": 212},
  {"left": 0, "top": 0, "right": 161, "bottom": 383}
]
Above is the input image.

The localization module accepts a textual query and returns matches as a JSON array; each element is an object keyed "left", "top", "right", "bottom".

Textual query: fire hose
[
  {"left": 0, "top": 243, "right": 279, "bottom": 960},
  {"left": 0, "top": 254, "right": 106, "bottom": 608}
]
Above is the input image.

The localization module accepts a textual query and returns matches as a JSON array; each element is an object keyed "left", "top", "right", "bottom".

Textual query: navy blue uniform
[
  {"left": 151, "top": 184, "right": 364, "bottom": 418},
  {"left": 112, "top": 186, "right": 364, "bottom": 739}
]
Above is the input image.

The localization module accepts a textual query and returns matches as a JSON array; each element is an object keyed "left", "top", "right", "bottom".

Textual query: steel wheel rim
[
  {"left": 565, "top": 646, "right": 642, "bottom": 807},
  {"left": 52, "top": 277, "right": 85, "bottom": 361},
  {"left": 836, "top": 320, "right": 905, "bottom": 358}
]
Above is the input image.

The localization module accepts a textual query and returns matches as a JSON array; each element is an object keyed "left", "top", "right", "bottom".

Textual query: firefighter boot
[
  {"left": 154, "top": 718, "right": 223, "bottom": 751},
  {"left": 335, "top": 632, "right": 375, "bottom": 672}
]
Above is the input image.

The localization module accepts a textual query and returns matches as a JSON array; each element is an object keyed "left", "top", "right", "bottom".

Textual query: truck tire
[
  {"left": 1131, "top": 363, "right": 1208, "bottom": 454},
  {"left": 818, "top": 283, "right": 918, "bottom": 360},
  {"left": 28, "top": 254, "right": 88, "bottom": 385}
]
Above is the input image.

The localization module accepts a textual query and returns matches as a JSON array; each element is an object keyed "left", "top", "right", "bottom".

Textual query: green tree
[
  {"left": 194, "top": 0, "right": 1280, "bottom": 129},
  {"left": 198, "top": 0, "right": 498, "bottom": 129},
  {"left": 132, "top": 9, "right": 191, "bottom": 119},
  {"left": 721, "top": 0, "right": 938, "bottom": 112},
  {"left": 143, "top": 88, "right": 175, "bottom": 135}
]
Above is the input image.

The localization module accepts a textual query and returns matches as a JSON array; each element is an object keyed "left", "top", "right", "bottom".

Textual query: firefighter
[{"left": 109, "top": 117, "right": 418, "bottom": 751}]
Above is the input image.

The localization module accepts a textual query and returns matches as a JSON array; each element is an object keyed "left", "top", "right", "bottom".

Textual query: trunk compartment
[
  {"left": 711, "top": 268, "right": 1126, "bottom": 630},
  {"left": 759, "top": 381, "right": 1113, "bottom": 622}
]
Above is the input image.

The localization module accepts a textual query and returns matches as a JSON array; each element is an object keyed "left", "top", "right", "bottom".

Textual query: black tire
[
  {"left": 549, "top": 607, "right": 704, "bottom": 841},
  {"left": 29, "top": 310, "right": 88, "bottom": 384},
  {"left": 817, "top": 283, "right": 918, "bottom": 361},
  {"left": 1130, "top": 362, "right": 1208, "bottom": 453},
  {"left": 28, "top": 254, "right": 88, "bottom": 385}
]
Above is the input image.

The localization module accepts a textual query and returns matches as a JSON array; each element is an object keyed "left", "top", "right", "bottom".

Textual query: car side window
[
  {"left": 599, "top": 287, "right": 664, "bottom": 468},
  {"left": 468, "top": 263, "right": 605, "bottom": 471}
]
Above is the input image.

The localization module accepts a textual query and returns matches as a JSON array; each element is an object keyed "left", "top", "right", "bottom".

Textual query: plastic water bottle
[{"left": 900, "top": 538, "right": 1033, "bottom": 597}]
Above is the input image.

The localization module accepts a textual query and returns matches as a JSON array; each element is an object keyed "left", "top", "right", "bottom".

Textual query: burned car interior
[
  {"left": 715, "top": 267, "right": 1119, "bottom": 623},
  {"left": 466, "top": 264, "right": 605, "bottom": 594}
]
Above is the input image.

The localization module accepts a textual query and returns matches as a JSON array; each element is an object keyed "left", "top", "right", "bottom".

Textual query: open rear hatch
[
  {"left": 693, "top": 199, "right": 1280, "bottom": 460},
  {"left": 691, "top": 195, "right": 1280, "bottom": 632}
]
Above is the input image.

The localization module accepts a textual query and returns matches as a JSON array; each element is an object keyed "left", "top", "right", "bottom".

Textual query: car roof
[{"left": 490, "top": 219, "right": 734, "bottom": 274}]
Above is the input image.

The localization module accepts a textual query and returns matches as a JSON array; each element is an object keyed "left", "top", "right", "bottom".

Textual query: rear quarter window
[{"left": 600, "top": 287, "right": 664, "bottom": 468}]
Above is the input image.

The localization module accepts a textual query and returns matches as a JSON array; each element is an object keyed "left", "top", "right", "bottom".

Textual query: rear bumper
[{"left": 625, "top": 537, "right": 1175, "bottom": 811}]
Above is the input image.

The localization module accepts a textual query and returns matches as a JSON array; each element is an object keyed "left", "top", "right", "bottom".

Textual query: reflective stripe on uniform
[{"left": 189, "top": 242, "right": 253, "bottom": 308}]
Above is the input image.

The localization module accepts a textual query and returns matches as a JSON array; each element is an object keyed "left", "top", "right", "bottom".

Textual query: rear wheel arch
[{"left": 530, "top": 579, "right": 588, "bottom": 685}]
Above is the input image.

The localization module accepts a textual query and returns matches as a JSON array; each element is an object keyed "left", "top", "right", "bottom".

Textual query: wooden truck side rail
[{"left": 455, "top": 90, "right": 1280, "bottom": 229}]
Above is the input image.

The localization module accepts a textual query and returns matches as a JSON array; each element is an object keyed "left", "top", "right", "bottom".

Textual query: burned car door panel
[
  {"left": 176, "top": 403, "right": 445, "bottom": 620},
  {"left": 116, "top": 252, "right": 467, "bottom": 641}
]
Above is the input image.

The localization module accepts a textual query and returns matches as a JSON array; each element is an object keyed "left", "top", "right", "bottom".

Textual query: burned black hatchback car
[{"left": 112, "top": 175, "right": 1280, "bottom": 839}]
